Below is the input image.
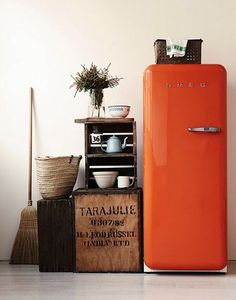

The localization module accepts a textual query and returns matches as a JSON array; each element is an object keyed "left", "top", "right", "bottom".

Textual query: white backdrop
[{"left": 0, "top": 0, "right": 235, "bottom": 260}]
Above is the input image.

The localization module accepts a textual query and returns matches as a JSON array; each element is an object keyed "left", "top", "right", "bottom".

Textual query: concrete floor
[{"left": 0, "top": 261, "right": 236, "bottom": 300}]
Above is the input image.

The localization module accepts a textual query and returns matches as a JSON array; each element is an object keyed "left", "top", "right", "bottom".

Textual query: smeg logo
[{"left": 165, "top": 82, "right": 207, "bottom": 88}]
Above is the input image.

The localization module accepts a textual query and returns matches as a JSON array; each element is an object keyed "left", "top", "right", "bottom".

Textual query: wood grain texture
[
  {"left": 86, "top": 153, "right": 135, "bottom": 158},
  {"left": 85, "top": 124, "right": 89, "bottom": 189},
  {"left": 133, "top": 121, "right": 137, "bottom": 187},
  {"left": 79, "top": 119, "right": 137, "bottom": 188},
  {"left": 74, "top": 190, "right": 143, "bottom": 272},
  {"left": 75, "top": 118, "right": 134, "bottom": 124},
  {"left": 28, "top": 87, "right": 33, "bottom": 204},
  {"left": 37, "top": 199, "right": 74, "bottom": 272}
]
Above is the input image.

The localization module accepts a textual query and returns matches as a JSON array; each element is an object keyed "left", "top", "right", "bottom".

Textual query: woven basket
[
  {"left": 154, "top": 39, "right": 203, "bottom": 64},
  {"left": 35, "top": 155, "right": 82, "bottom": 200}
]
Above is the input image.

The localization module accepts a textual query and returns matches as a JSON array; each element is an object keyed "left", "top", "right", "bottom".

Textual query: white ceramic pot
[
  {"left": 93, "top": 171, "right": 119, "bottom": 188},
  {"left": 108, "top": 105, "right": 130, "bottom": 118}
]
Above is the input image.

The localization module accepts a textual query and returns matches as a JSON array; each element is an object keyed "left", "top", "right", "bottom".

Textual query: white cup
[{"left": 117, "top": 176, "right": 134, "bottom": 188}]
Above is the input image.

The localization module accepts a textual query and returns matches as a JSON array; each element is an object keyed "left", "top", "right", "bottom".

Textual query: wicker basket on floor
[{"left": 35, "top": 155, "right": 82, "bottom": 200}]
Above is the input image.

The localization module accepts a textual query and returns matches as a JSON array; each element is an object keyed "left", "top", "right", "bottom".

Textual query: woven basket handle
[
  {"left": 68, "top": 155, "right": 82, "bottom": 164},
  {"left": 77, "top": 155, "right": 82, "bottom": 164}
]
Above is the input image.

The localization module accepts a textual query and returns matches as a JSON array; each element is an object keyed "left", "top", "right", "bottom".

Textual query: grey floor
[{"left": 0, "top": 261, "right": 236, "bottom": 300}]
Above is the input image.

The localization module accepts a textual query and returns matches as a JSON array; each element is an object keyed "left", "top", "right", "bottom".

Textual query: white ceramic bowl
[
  {"left": 108, "top": 105, "right": 130, "bottom": 118},
  {"left": 93, "top": 171, "right": 119, "bottom": 188}
]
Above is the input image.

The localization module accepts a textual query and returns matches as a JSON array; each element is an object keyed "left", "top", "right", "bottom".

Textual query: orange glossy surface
[{"left": 143, "top": 65, "right": 227, "bottom": 270}]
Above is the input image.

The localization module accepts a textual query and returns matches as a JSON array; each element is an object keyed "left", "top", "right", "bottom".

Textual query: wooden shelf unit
[{"left": 75, "top": 118, "right": 137, "bottom": 189}]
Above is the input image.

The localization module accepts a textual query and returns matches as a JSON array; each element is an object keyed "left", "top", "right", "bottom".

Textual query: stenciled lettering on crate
[{"left": 74, "top": 192, "right": 142, "bottom": 272}]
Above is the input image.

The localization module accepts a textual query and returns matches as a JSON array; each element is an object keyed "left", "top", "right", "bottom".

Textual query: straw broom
[{"left": 10, "top": 87, "right": 38, "bottom": 264}]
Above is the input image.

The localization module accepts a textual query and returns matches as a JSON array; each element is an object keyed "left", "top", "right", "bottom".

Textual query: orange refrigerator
[{"left": 143, "top": 64, "right": 227, "bottom": 271}]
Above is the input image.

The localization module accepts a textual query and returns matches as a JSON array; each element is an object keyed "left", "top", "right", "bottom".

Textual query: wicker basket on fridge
[
  {"left": 154, "top": 39, "right": 203, "bottom": 64},
  {"left": 35, "top": 155, "right": 82, "bottom": 200}
]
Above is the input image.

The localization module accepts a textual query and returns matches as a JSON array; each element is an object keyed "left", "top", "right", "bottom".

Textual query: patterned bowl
[{"left": 108, "top": 105, "right": 130, "bottom": 118}]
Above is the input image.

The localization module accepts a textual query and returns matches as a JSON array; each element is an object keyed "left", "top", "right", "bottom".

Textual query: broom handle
[{"left": 28, "top": 87, "right": 33, "bottom": 206}]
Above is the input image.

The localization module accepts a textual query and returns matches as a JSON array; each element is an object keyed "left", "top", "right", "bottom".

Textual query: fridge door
[{"left": 143, "top": 65, "right": 227, "bottom": 270}]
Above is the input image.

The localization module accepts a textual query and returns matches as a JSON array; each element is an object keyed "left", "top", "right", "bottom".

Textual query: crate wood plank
[
  {"left": 75, "top": 118, "right": 134, "bottom": 124},
  {"left": 74, "top": 191, "right": 143, "bottom": 272},
  {"left": 86, "top": 153, "right": 135, "bottom": 158},
  {"left": 37, "top": 199, "right": 74, "bottom": 272},
  {"left": 132, "top": 121, "right": 137, "bottom": 187},
  {"left": 90, "top": 143, "right": 133, "bottom": 148},
  {"left": 85, "top": 124, "right": 89, "bottom": 189}
]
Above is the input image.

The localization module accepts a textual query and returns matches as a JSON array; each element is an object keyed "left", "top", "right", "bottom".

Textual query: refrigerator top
[
  {"left": 144, "top": 64, "right": 226, "bottom": 75},
  {"left": 143, "top": 64, "right": 226, "bottom": 92}
]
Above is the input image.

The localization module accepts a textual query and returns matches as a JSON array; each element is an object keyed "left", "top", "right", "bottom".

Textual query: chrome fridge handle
[{"left": 188, "top": 127, "right": 221, "bottom": 133}]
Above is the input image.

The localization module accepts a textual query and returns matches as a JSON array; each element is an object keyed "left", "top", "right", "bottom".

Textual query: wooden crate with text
[{"left": 73, "top": 188, "right": 143, "bottom": 272}]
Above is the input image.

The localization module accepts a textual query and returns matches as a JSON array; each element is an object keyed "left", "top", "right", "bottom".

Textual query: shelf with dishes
[
  {"left": 89, "top": 168, "right": 136, "bottom": 189},
  {"left": 88, "top": 136, "right": 135, "bottom": 154},
  {"left": 75, "top": 118, "right": 137, "bottom": 189},
  {"left": 86, "top": 121, "right": 136, "bottom": 155},
  {"left": 86, "top": 148, "right": 137, "bottom": 189}
]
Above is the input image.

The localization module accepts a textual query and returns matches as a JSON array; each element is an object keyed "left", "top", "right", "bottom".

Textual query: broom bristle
[{"left": 10, "top": 206, "right": 38, "bottom": 264}]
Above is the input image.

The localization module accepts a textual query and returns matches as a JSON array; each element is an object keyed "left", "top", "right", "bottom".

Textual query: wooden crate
[
  {"left": 73, "top": 188, "right": 143, "bottom": 273},
  {"left": 37, "top": 199, "right": 74, "bottom": 272},
  {"left": 75, "top": 118, "right": 137, "bottom": 189}
]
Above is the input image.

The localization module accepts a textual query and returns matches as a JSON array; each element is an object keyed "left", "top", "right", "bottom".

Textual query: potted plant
[{"left": 70, "top": 63, "right": 122, "bottom": 118}]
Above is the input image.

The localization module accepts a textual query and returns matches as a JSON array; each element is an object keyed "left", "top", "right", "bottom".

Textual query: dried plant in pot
[{"left": 70, "top": 63, "right": 122, "bottom": 118}]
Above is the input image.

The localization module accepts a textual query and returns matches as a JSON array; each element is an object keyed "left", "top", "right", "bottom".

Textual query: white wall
[{"left": 0, "top": 0, "right": 235, "bottom": 260}]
